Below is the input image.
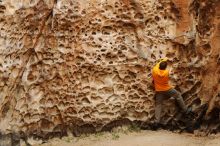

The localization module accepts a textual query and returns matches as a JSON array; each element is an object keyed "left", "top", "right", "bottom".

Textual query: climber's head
[{"left": 159, "top": 61, "right": 167, "bottom": 70}]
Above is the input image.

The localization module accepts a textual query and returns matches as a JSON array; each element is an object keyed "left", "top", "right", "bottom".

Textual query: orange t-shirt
[{"left": 152, "top": 59, "right": 172, "bottom": 91}]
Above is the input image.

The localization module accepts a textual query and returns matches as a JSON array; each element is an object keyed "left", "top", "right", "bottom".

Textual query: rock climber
[{"left": 152, "top": 58, "right": 191, "bottom": 125}]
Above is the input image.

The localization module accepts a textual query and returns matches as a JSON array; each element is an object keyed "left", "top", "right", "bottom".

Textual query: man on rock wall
[{"left": 152, "top": 58, "right": 191, "bottom": 125}]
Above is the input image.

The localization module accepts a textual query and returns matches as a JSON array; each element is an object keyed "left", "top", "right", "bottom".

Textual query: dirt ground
[{"left": 32, "top": 128, "right": 220, "bottom": 146}]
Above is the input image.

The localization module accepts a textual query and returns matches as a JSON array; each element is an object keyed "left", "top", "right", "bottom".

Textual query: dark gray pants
[{"left": 155, "top": 88, "right": 187, "bottom": 123}]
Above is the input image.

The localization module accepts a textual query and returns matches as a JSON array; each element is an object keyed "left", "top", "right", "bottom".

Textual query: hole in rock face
[
  {"left": 188, "top": 74, "right": 194, "bottom": 79},
  {"left": 1, "top": 101, "right": 10, "bottom": 118},
  {"left": 151, "top": 54, "right": 156, "bottom": 60},
  {"left": 99, "top": 87, "right": 114, "bottom": 95},
  {"left": 113, "top": 48, "right": 117, "bottom": 52},
  {"left": 75, "top": 56, "right": 85, "bottom": 64},
  {"left": 101, "top": 49, "right": 106, "bottom": 52},
  {"left": 123, "top": 22, "right": 136, "bottom": 28},
  {"left": 76, "top": 124, "right": 96, "bottom": 135},
  {"left": 27, "top": 72, "right": 37, "bottom": 81},
  {"left": 103, "top": 31, "right": 110, "bottom": 35},
  {"left": 192, "top": 98, "right": 201, "bottom": 107},
  {"left": 170, "top": 2, "right": 181, "bottom": 19},
  {"left": 120, "top": 45, "right": 127, "bottom": 51},
  {"left": 81, "top": 9, "right": 86, "bottom": 15},
  {"left": 159, "top": 28, "right": 165, "bottom": 34},
  {"left": 128, "top": 71, "right": 136, "bottom": 78},
  {"left": 155, "top": 16, "right": 160, "bottom": 21},
  {"left": 91, "top": 95, "right": 102, "bottom": 101},
  {"left": 102, "top": 119, "right": 131, "bottom": 131},
  {"left": 145, "top": 18, "right": 151, "bottom": 25},
  {"left": 157, "top": 6, "right": 164, "bottom": 10},
  {"left": 114, "top": 2, "right": 119, "bottom": 8},
  {"left": 202, "top": 43, "right": 211, "bottom": 53},
  {"left": 82, "top": 98, "right": 90, "bottom": 104},
  {"left": 96, "top": 57, "right": 101, "bottom": 61},
  {"left": 0, "top": 5, "right": 6, "bottom": 13},
  {"left": 166, "top": 52, "right": 175, "bottom": 58},
  {"left": 134, "top": 13, "right": 144, "bottom": 19},
  {"left": 132, "top": 85, "right": 138, "bottom": 89},
  {"left": 40, "top": 119, "right": 54, "bottom": 130},
  {"left": 0, "top": 5, "right": 6, "bottom": 10}
]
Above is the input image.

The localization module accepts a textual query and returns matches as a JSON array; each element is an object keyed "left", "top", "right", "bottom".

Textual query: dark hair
[{"left": 159, "top": 61, "right": 167, "bottom": 70}]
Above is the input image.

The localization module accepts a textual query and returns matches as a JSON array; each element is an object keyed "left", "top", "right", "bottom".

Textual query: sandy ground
[{"left": 32, "top": 129, "right": 220, "bottom": 146}]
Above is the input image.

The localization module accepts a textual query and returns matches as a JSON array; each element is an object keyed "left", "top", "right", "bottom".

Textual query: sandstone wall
[{"left": 0, "top": 0, "right": 219, "bottom": 139}]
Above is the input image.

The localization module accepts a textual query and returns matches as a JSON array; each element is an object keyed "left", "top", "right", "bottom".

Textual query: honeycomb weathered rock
[{"left": 0, "top": 0, "right": 219, "bottom": 140}]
